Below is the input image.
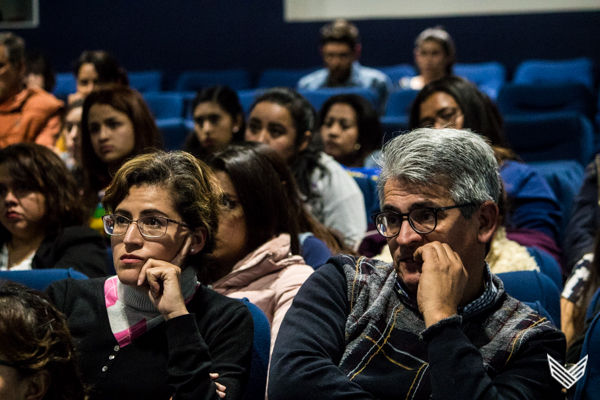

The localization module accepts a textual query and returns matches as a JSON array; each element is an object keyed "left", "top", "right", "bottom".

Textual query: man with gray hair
[
  {"left": 0, "top": 32, "right": 63, "bottom": 149},
  {"left": 269, "top": 128, "right": 565, "bottom": 399}
]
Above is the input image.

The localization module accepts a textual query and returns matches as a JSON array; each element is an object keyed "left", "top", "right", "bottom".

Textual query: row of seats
[{"left": 53, "top": 57, "right": 596, "bottom": 101}]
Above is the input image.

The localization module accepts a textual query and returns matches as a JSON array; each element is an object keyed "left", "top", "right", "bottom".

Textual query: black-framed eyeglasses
[
  {"left": 372, "top": 203, "right": 477, "bottom": 238},
  {"left": 0, "top": 359, "right": 18, "bottom": 369},
  {"left": 102, "top": 214, "right": 189, "bottom": 238},
  {"left": 418, "top": 107, "right": 462, "bottom": 129}
]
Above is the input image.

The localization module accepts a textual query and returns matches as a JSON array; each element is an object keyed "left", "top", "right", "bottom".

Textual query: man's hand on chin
[{"left": 414, "top": 241, "right": 469, "bottom": 328}]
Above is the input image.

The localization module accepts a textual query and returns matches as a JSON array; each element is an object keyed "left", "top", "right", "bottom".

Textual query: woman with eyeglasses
[
  {"left": 409, "top": 76, "right": 563, "bottom": 265},
  {"left": 46, "top": 151, "right": 254, "bottom": 400},
  {"left": 0, "top": 280, "right": 86, "bottom": 400},
  {"left": 0, "top": 143, "right": 107, "bottom": 277}
]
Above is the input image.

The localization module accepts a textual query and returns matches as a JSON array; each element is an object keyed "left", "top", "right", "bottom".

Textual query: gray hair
[
  {"left": 0, "top": 32, "right": 25, "bottom": 65},
  {"left": 377, "top": 128, "right": 501, "bottom": 218}
]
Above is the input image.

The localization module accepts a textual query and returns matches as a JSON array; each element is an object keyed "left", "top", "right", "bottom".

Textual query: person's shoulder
[
  {"left": 489, "top": 293, "right": 562, "bottom": 337},
  {"left": 354, "top": 63, "right": 391, "bottom": 83},
  {"left": 23, "top": 87, "right": 64, "bottom": 111},
  {"left": 327, "top": 254, "right": 395, "bottom": 284},
  {"left": 191, "top": 285, "right": 253, "bottom": 318},
  {"left": 297, "top": 68, "right": 328, "bottom": 89}
]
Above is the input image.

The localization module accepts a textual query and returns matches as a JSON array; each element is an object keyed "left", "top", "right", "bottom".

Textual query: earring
[
  {"left": 353, "top": 143, "right": 361, "bottom": 151},
  {"left": 190, "top": 248, "right": 195, "bottom": 254},
  {"left": 233, "top": 126, "right": 239, "bottom": 133}
]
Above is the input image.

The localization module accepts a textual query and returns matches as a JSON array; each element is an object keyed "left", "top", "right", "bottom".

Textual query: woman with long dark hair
[{"left": 245, "top": 87, "right": 366, "bottom": 248}]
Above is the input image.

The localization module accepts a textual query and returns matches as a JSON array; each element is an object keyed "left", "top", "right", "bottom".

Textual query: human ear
[
  {"left": 298, "top": 131, "right": 312, "bottom": 152},
  {"left": 188, "top": 227, "right": 207, "bottom": 255},
  {"left": 23, "top": 370, "right": 51, "bottom": 400},
  {"left": 233, "top": 114, "right": 243, "bottom": 133},
  {"left": 477, "top": 201, "right": 499, "bottom": 244},
  {"left": 353, "top": 44, "right": 362, "bottom": 60}
]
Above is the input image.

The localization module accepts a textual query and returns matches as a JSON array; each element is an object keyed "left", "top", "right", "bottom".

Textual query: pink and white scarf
[{"left": 104, "top": 266, "right": 200, "bottom": 347}]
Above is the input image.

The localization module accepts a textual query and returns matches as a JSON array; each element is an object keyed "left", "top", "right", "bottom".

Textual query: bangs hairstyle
[
  {"left": 0, "top": 143, "right": 86, "bottom": 243},
  {"left": 415, "top": 26, "right": 456, "bottom": 74},
  {"left": 80, "top": 85, "right": 164, "bottom": 195},
  {"left": 0, "top": 280, "right": 86, "bottom": 400},
  {"left": 378, "top": 128, "right": 501, "bottom": 219},
  {"left": 208, "top": 142, "right": 301, "bottom": 256},
  {"left": 102, "top": 151, "right": 222, "bottom": 256}
]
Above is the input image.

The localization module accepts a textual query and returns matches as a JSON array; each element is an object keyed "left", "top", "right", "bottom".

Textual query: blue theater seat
[
  {"left": 175, "top": 69, "right": 251, "bottom": 92},
  {"left": 238, "top": 298, "right": 270, "bottom": 400},
  {"left": 155, "top": 118, "right": 190, "bottom": 151},
  {"left": 143, "top": 92, "right": 185, "bottom": 119},
  {"left": 129, "top": 70, "right": 163, "bottom": 92},
  {"left": 0, "top": 268, "right": 88, "bottom": 291},
  {"left": 381, "top": 89, "right": 419, "bottom": 134},
  {"left": 257, "top": 68, "right": 318, "bottom": 89},
  {"left": 498, "top": 83, "right": 596, "bottom": 121},
  {"left": 514, "top": 57, "right": 594, "bottom": 90},
  {"left": 454, "top": 62, "right": 506, "bottom": 100},
  {"left": 497, "top": 270, "right": 561, "bottom": 327},
  {"left": 503, "top": 112, "right": 595, "bottom": 167},
  {"left": 53, "top": 72, "right": 77, "bottom": 101}
]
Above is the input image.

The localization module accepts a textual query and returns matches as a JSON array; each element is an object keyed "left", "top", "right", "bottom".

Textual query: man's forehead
[
  {"left": 321, "top": 42, "right": 354, "bottom": 54},
  {"left": 382, "top": 179, "right": 452, "bottom": 206}
]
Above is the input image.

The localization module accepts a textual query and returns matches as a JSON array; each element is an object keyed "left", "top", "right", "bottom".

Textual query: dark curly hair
[
  {"left": 0, "top": 143, "right": 87, "bottom": 246},
  {"left": 0, "top": 280, "right": 86, "bottom": 400}
]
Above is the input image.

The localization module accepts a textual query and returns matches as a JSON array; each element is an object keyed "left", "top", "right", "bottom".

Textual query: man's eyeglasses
[
  {"left": 102, "top": 214, "right": 188, "bottom": 238},
  {"left": 372, "top": 203, "right": 477, "bottom": 238},
  {"left": 418, "top": 107, "right": 462, "bottom": 129}
]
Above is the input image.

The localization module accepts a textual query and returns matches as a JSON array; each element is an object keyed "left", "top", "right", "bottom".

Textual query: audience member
[
  {"left": 562, "top": 222, "right": 600, "bottom": 348},
  {"left": 564, "top": 157, "right": 600, "bottom": 272},
  {"left": 24, "top": 50, "right": 56, "bottom": 93},
  {"left": 0, "top": 32, "right": 64, "bottom": 149},
  {"left": 79, "top": 85, "right": 163, "bottom": 223},
  {"left": 297, "top": 19, "right": 392, "bottom": 103},
  {"left": 0, "top": 143, "right": 107, "bottom": 277},
  {"left": 319, "top": 93, "right": 382, "bottom": 167},
  {"left": 184, "top": 86, "right": 244, "bottom": 160},
  {"left": 245, "top": 87, "right": 366, "bottom": 248},
  {"left": 207, "top": 142, "right": 314, "bottom": 352},
  {"left": 269, "top": 128, "right": 565, "bottom": 400},
  {"left": 46, "top": 151, "right": 254, "bottom": 400},
  {"left": 0, "top": 280, "right": 86, "bottom": 400},
  {"left": 55, "top": 99, "right": 83, "bottom": 171},
  {"left": 409, "top": 76, "right": 562, "bottom": 264},
  {"left": 400, "top": 26, "right": 456, "bottom": 90},
  {"left": 69, "top": 50, "right": 127, "bottom": 103}
]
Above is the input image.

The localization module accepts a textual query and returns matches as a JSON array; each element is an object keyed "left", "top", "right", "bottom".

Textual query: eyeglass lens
[
  {"left": 104, "top": 215, "right": 169, "bottom": 237},
  {"left": 376, "top": 208, "right": 437, "bottom": 237}
]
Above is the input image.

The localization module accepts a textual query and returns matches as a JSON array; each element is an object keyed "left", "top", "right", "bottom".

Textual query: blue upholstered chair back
[
  {"left": 156, "top": 118, "right": 190, "bottom": 151},
  {"left": 257, "top": 69, "right": 318, "bottom": 89},
  {"left": 238, "top": 298, "right": 270, "bottom": 400},
  {"left": 514, "top": 58, "right": 594, "bottom": 90},
  {"left": 143, "top": 92, "right": 185, "bottom": 119},
  {"left": 497, "top": 83, "right": 596, "bottom": 121},
  {"left": 497, "top": 270, "right": 561, "bottom": 327},
  {"left": 0, "top": 269, "right": 88, "bottom": 291},
  {"left": 503, "top": 112, "right": 595, "bottom": 166},
  {"left": 129, "top": 70, "right": 163, "bottom": 92},
  {"left": 454, "top": 62, "right": 506, "bottom": 100},
  {"left": 175, "top": 69, "right": 251, "bottom": 92}
]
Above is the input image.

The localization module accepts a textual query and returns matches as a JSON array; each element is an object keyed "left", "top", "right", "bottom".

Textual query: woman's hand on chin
[{"left": 137, "top": 235, "right": 193, "bottom": 320}]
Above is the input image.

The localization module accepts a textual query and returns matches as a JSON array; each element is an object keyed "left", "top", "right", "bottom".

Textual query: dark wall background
[{"left": 11, "top": 1, "right": 600, "bottom": 88}]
